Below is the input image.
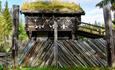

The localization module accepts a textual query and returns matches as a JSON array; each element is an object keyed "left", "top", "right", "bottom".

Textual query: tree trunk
[{"left": 103, "top": 4, "right": 114, "bottom": 67}]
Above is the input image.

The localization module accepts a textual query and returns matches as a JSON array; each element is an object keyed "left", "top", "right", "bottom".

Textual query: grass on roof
[{"left": 21, "top": 1, "right": 84, "bottom": 13}]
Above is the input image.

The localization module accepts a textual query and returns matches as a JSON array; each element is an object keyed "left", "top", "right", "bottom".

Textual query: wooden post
[
  {"left": 53, "top": 17, "right": 58, "bottom": 66},
  {"left": 112, "top": 30, "right": 115, "bottom": 67},
  {"left": 103, "top": 5, "right": 114, "bottom": 67},
  {"left": 12, "top": 5, "right": 19, "bottom": 69},
  {"left": 75, "top": 16, "right": 80, "bottom": 40},
  {"left": 113, "top": 30, "right": 115, "bottom": 56}
]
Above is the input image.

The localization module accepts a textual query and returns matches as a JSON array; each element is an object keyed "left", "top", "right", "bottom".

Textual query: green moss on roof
[{"left": 21, "top": 1, "right": 84, "bottom": 13}]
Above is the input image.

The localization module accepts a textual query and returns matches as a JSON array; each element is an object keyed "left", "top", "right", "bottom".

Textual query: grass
[
  {"left": 6, "top": 66, "right": 115, "bottom": 70},
  {"left": 20, "top": 67, "right": 112, "bottom": 70},
  {"left": 21, "top": 1, "right": 84, "bottom": 13}
]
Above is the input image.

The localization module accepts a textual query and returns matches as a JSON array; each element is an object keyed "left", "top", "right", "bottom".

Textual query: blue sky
[{"left": 1, "top": 0, "right": 114, "bottom": 24}]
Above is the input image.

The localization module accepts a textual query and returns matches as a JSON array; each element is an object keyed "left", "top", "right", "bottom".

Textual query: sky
[{"left": 0, "top": 0, "right": 114, "bottom": 24}]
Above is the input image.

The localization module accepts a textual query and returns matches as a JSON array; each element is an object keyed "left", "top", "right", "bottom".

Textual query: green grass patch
[{"left": 11, "top": 67, "right": 114, "bottom": 70}]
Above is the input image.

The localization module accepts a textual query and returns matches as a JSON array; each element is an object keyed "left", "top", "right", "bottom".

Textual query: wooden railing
[{"left": 78, "top": 22, "right": 105, "bottom": 36}]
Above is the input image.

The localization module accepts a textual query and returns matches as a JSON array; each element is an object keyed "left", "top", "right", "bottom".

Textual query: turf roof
[{"left": 21, "top": 1, "right": 84, "bottom": 13}]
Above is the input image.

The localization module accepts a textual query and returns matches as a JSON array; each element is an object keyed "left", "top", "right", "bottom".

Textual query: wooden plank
[
  {"left": 80, "top": 22, "right": 105, "bottom": 29},
  {"left": 53, "top": 18, "right": 58, "bottom": 66}
]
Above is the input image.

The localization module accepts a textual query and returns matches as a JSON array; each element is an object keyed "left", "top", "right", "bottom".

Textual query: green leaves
[
  {"left": 19, "top": 23, "right": 28, "bottom": 42},
  {"left": 96, "top": 0, "right": 115, "bottom": 9},
  {"left": 3, "top": 1, "right": 13, "bottom": 36},
  {"left": 0, "top": 1, "right": 12, "bottom": 52}
]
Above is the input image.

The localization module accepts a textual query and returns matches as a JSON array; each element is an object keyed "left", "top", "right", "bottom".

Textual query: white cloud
[
  {"left": 77, "top": 0, "right": 102, "bottom": 4},
  {"left": 81, "top": 8, "right": 104, "bottom": 24},
  {"left": 64, "top": 0, "right": 101, "bottom": 3},
  {"left": 81, "top": 15, "right": 104, "bottom": 24},
  {"left": 81, "top": 7, "right": 114, "bottom": 24},
  {"left": 88, "top": 8, "right": 103, "bottom": 15}
]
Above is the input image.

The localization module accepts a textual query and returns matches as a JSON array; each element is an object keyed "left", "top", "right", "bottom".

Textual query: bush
[{"left": 0, "top": 64, "right": 3, "bottom": 70}]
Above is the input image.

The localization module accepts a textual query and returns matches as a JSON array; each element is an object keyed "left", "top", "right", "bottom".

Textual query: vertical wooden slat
[
  {"left": 12, "top": 5, "right": 19, "bottom": 69},
  {"left": 74, "top": 16, "right": 78, "bottom": 40},
  {"left": 53, "top": 17, "right": 58, "bottom": 66},
  {"left": 113, "top": 30, "right": 115, "bottom": 55},
  {"left": 103, "top": 5, "right": 114, "bottom": 67}
]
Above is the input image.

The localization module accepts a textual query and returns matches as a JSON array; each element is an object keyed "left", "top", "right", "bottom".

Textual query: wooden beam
[
  {"left": 53, "top": 17, "right": 58, "bottom": 66},
  {"left": 103, "top": 5, "right": 114, "bottom": 67},
  {"left": 74, "top": 16, "right": 79, "bottom": 40},
  {"left": 12, "top": 5, "right": 19, "bottom": 69}
]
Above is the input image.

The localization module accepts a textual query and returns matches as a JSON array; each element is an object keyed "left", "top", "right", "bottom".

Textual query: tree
[
  {"left": 0, "top": 14, "right": 7, "bottom": 52},
  {"left": 3, "top": 1, "right": 13, "bottom": 37},
  {"left": 0, "top": 1, "right": 13, "bottom": 52},
  {"left": 19, "top": 23, "right": 28, "bottom": 42},
  {"left": 96, "top": 0, "right": 115, "bottom": 24},
  {"left": 0, "top": 1, "right": 2, "bottom": 12}
]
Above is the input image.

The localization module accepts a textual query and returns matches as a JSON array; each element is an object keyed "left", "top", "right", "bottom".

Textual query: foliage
[
  {"left": 3, "top": 1, "right": 13, "bottom": 36},
  {"left": 21, "top": 1, "right": 84, "bottom": 13},
  {"left": 113, "top": 22, "right": 115, "bottom": 29},
  {"left": 0, "top": 1, "right": 2, "bottom": 12},
  {"left": 0, "top": 14, "right": 10, "bottom": 52},
  {"left": 96, "top": 0, "right": 115, "bottom": 29},
  {"left": 0, "top": 1, "right": 28, "bottom": 52},
  {"left": 8, "top": 67, "right": 114, "bottom": 70},
  {"left": 0, "top": 64, "right": 3, "bottom": 70},
  {"left": 111, "top": 3, "right": 115, "bottom": 10},
  {"left": 96, "top": 0, "right": 115, "bottom": 9},
  {"left": 0, "top": 1, "right": 12, "bottom": 52},
  {"left": 0, "top": 14, "right": 6, "bottom": 41},
  {"left": 19, "top": 23, "right": 28, "bottom": 42},
  {"left": 113, "top": 19, "right": 115, "bottom": 23}
]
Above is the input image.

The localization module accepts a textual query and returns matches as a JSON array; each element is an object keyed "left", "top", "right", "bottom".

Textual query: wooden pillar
[
  {"left": 12, "top": 5, "right": 19, "bottom": 69},
  {"left": 112, "top": 30, "right": 115, "bottom": 67},
  {"left": 74, "top": 16, "right": 79, "bottom": 40},
  {"left": 53, "top": 17, "right": 58, "bottom": 66},
  {"left": 113, "top": 30, "right": 115, "bottom": 56},
  {"left": 103, "top": 5, "right": 114, "bottom": 67},
  {"left": 25, "top": 16, "right": 32, "bottom": 39}
]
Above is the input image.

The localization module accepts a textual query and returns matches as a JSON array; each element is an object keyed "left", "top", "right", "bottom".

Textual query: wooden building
[{"left": 21, "top": 1, "right": 85, "bottom": 39}]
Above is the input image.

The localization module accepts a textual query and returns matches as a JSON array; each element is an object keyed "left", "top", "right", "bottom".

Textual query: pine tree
[
  {"left": 3, "top": 1, "right": 12, "bottom": 37},
  {"left": 0, "top": 1, "right": 13, "bottom": 52},
  {"left": 0, "top": 14, "right": 7, "bottom": 52},
  {"left": 0, "top": 1, "right": 2, "bottom": 12}
]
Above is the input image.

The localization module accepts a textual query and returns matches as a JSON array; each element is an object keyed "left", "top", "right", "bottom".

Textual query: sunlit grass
[{"left": 21, "top": 1, "right": 83, "bottom": 13}]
